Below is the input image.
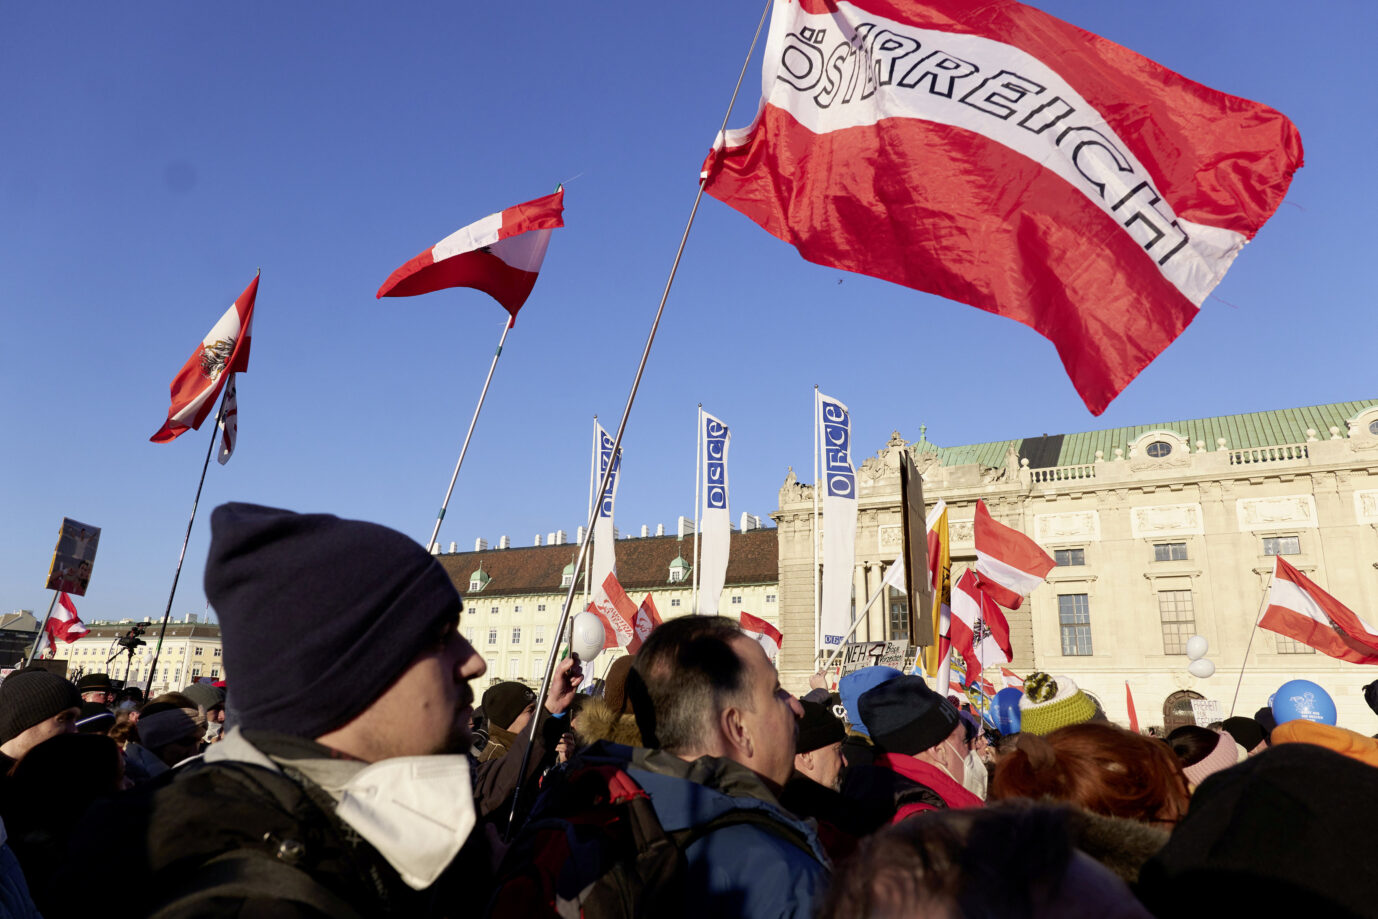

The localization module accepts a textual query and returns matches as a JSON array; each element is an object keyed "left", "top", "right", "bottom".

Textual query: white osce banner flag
[
  {"left": 591, "top": 423, "right": 622, "bottom": 589},
  {"left": 818, "top": 392, "right": 856, "bottom": 652},
  {"left": 699, "top": 411, "right": 731, "bottom": 615}
]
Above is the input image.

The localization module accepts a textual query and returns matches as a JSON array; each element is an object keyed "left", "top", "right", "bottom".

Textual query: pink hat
[{"left": 1183, "top": 731, "right": 1240, "bottom": 787}]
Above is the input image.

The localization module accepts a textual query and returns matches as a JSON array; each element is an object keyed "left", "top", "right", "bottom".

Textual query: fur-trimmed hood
[
  {"left": 1063, "top": 806, "right": 1169, "bottom": 884},
  {"left": 573, "top": 697, "right": 643, "bottom": 747}
]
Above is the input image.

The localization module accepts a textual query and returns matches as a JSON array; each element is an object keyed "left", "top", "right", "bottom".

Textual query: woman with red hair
[{"left": 990, "top": 722, "right": 1189, "bottom": 882}]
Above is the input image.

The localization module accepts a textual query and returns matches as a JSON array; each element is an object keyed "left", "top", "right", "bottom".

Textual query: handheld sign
[{"left": 45, "top": 518, "right": 100, "bottom": 597}]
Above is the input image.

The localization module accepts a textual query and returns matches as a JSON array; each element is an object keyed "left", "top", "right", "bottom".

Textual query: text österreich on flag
[
  {"left": 376, "top": 189, "right": 564, "bottom": 323},
  {"left": 588, "top": 572, "right": 639, "bottom": 652},
  {"left": 151, "top": 275, "right": 257, "bottom": 443},
  {"left": 1259, "top": 557, "right": 1378, "bottom": 664},
  {"left": 702, "top": 0, "right": 1302, "bottom": 414},
  {"left": 974, "top": 499, "right": 1054, "bottom": 610},
  {"left": 741, "top": 612, "right": 784, "bottom": 664}
]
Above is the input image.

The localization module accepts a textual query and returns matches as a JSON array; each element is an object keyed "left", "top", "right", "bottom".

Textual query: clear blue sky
[{"left": 2, "top": 1, "right": 1374, "bottom": 624}]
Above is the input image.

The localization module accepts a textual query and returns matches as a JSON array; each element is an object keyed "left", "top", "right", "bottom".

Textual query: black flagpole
[
  {"left": 504, "top": 0, "right": 775, "bottom": 838},
  {"left": 145, "top": 390, "right": 228, "bottom": 694}
]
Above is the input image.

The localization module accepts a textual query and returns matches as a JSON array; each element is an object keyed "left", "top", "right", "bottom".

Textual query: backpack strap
[{"left": 673, "top": 806, "right": 819, "bottom": 861}]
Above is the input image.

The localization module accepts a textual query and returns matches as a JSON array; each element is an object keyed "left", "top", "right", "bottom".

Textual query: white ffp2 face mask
[{"left": 334, "top": 755, "right": 476, "bottom": 890}]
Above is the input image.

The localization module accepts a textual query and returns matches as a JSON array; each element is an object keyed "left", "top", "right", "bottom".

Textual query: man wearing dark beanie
[
  {"left": 858, "top": 675, "right": 983, "bottom": 822},
  {"left": 67, "top": 503, "right": 584, "bottom": 918},
  {"left": 0, "top": 670, "right": 81, "bottom": 771}
]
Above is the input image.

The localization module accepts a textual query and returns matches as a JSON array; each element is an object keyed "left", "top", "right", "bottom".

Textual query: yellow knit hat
[{"left": 1018, "top": 672, "right": 1098, "bottom": 735}]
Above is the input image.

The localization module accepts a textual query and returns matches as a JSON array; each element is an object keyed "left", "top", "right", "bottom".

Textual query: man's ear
[
  {"left": 721, "top": 704, "right": 753, "bottom": 760},
  {"left": 795, "top": 749, "right": 813, "bottom": 773}
]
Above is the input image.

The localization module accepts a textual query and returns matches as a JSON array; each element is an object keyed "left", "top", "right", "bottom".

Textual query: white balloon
[
  {"left": 1188, "top": 658, "right": 1215, "bottom": 679},
  {"left": 569, "top": 610, "right": 606, "bottom": 663},
  {"left": 1185, "top": 635, "right": 1209, "bottom": 661}
]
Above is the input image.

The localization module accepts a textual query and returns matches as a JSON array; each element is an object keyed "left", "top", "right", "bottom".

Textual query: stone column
[
  {"left": 852, "top": 563, "right": 869, "bottom": 642},
  {"left": 866, "top": 562, "right": 886, "bottom": 642}
]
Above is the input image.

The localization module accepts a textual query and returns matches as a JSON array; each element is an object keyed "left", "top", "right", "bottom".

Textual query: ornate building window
[
  {"left": 1145, "top": 441, "right": 1172, "bottom": 458},
  {"left": 1153, "top": 542, "right": 1188, "bottom": 561},
  {"left": 1158, "top": 590, "right": 1196, "bottom": 654},
  {"left": 1058, "top": 594, "right": 1093, "bottom": 656},
  {"left": 1054, "top": 548, "right": 1085, "bottom": 566},
  {"left": 1263, "top": 536, "right": 1300, "bottom": 556}
]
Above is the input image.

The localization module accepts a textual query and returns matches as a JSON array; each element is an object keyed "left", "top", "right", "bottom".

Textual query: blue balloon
[
  {"left": 990, "top": 687, "right": 1023, "bottom": 734},
  {"left": 1271, "top": 679, "right": 1337, "bottom": 726}
]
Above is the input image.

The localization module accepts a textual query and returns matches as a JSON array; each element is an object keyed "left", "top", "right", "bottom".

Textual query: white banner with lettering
[
  {"left": 698, "top": 410, "right": 731, "bottom": 614},
  {"left": 591, "top": 422, "right": 622, "bottom": 589},
  {"left": 818, "top": 391, "right": 856, "bottom": 652}
]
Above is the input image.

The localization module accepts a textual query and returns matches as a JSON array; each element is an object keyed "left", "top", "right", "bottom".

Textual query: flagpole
[
  {"left": 812, "top": 385, "right": 821, "bottom": 662},
  {"left": 146, "top": 391, "right": 227, "bottom": 694},
  {"left": 24, "top": 592, "right": 61, "bottom": 664},
  {"left": 821, "top": 563, "right": 900, "bottom": 671},
  {"left": 585, "top": 417, "right": 597, "bottom": 605},
  {"left": 1229, "top": 574, "right": 1273, "bottom": 717},
  {"left": 425, "top": 314, "right": 513, "bottom": 554},
  {"left": 507, "top": 0, "right": 773, "bottom": 837},
  {"left": 693, "top": 405, "right": 702, "bottom": 614}
]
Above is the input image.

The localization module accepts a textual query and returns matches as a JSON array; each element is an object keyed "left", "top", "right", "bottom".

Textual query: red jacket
[{"left": 874, "top": 752, "right": 984, "bottom": 823}]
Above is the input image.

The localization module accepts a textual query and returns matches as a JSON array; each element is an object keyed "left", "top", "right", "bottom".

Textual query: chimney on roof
[
  {"left": 556, "top": 530, "right": 568, "bottom": 545},
  {"left": 740, "top": 513, "right": 762, "bottom": 532},
  {"left": 678, "top": 516, "right": 695, "bottom": 538},
  {"left": 474, "top": 538, "right": 487, "bottom": 552},
  {"left": 656, "top": 523, "right": 665, "bottom": 537},
  {"left": 576, "top": 525, "right": 586, "bottom": 545},
  {"left": 534, "top": 534, "right": 542, "bottom": 547},
  {"left": 499, "top": 535, "right": 510, "bottom": 550},
  {"left": 430, "top": 543, "right": 441, "bottom": 555},
  {"left": 547, "top": 531, "right": 557, "bottom": 546},
  {"left": 640, "top": 524, "right": 649, "bottom": 538}
]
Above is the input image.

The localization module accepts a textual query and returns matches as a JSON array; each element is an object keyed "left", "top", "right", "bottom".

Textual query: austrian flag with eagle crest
[{"left": 151, "top": 274, "right": 257, "bottom": 443}]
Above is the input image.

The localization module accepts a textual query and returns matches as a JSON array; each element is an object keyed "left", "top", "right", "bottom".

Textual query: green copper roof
[{"left": 911, "top": 400, "right": 1378, "bottom": 469}]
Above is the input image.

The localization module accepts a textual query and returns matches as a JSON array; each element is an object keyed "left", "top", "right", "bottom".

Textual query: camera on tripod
[{"left": 118, "top": 622, "right": 150, "bottom": 652}]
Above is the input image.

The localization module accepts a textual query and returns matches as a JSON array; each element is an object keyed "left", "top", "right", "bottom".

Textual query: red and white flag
[
  {"left": 999, "top": 667, "right": 1024, "bottom": 689},
  {"left": 631, "top": 594, "right": 664, "bottom": 654},
  {"left": 950, "top": 569, "right": 1012, "bottom": 687},
  {"left": 740, "top": 612, "right": 783, "bottom": 664},
  {"left": 47, "top": 592, "right": 89, "bottom": 644},
  {"left": 974, "top": 500, "right": 1054, "bottom": 610},
  {"left": 703, "top": 0, "right": 1302, "bottom": 414},
  {"left": 1259, "top": 557, "right": 1378, "bottom": 664},
  {"left": 216, "top": 375, "right": 239, "bottom": 465},
  {"left": 588, "top": 572, "right": 639, "bottom": 652},
  {"left": 376, "top": 188, "right": 564, "bottom": 323},
  {"left": 1125, "top": 681, "right": 1140, "bottom": 734},
  {"left": 151, "top": 274, "right": 257, "bottom": 443}
]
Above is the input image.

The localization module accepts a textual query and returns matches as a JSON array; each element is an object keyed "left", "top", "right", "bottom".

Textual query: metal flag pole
[
  {"left": 24, "top": 591, "right": 62, "bottom": 664},
  {"left": 506, "top": 0, "right": 774, "bottom": 837},
  {"left": 425, "top": 313, "right": 514, "bottom": 553},
  {"left": 693, "top": 404, "right": 702, "bottom": 613},
  {"left": 812, "top": 385, "right": 821, "bottom": 660},
  {"left": 1229, "top": 572, "right": 1274, "bottom": 716},
  {"left": 584, "top": 417, "right": 597, "bottom": 604},
  {"left": 820, "top": 560, "right": 902, "bottom": 671},
  {"left": 146, "top": 390, "right": 228, "bottom": 693}
]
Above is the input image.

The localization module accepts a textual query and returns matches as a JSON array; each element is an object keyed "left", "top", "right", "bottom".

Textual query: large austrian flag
[
  {"left": 151, "top": 275, "right": 257, "bottom": 443},
  {"left": 740, "top": 612, "right": 784, "bottom": 664},
  {"left": 702, "top": 0, "right": 1302, "bottom": 414},
  {"left": 973, "top": 499, "right": 1054, "bottom": 609},
  {"left": 1259, "top": 557, "right": 1378, "bottom": 665},
  {"left": 376, "top": 189, "right": 564, "bottom": 323}
]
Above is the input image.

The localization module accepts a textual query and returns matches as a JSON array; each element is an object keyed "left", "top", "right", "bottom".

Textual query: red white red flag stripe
[
  {"left": 740, "top": 612, "right": 784, "bottom": 664},
  {"left": 950, "top": 569, "right": 1012, "bottom": 687},
  {"left": 1259, "top": 557, "right": 1378, "bottom": 664},
  {"left": 376, "top": 189, "right": 564, "bottom": 323},
  {"left": 631, "top": 594, "right": 664, "bottom": 654},
  {"left": 589, "top": 572, "right": 639, "bottom": 652},
  {"left": 50, "top": 592, "right": 88, "bottom": 643},
  {"left": 151, "top": 275, "right": 257, "bottom": 443},
  {"left": 974, "top": 500, "right": 1054, "bottom": 610},
  {"left": 703, "top": 0, "right": 1302, "bottom": 414}
]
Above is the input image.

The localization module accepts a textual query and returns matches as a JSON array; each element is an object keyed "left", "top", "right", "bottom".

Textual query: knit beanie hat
[
  {"left": 1182, "top": 731, "right": 1241, "bottom": 787},
  {"left": 1221, "top": 716, "right": 1266, "bottom": 753},
  {"left": 1018, "top": 673, "right": 1097, "bottom": 736},
  {"left": 1253, "top": 706, "right": 1277, "bottom": 741},
  {"left": 858, "top": 675, "right": 960, "bottom": 756},
  {"left": 181, "top": 683, "right": 226, "bottom": 714},
  {"left": 1272, "top": 720, "right": 1378, "bottom": 770},
  {"left": 76, "top": 702, "right": 115, "bottom": 735},
  {"left": 838, "top": 666, "right": 903, "bottom": 736},
  {"left": 204, "top": 502, "right": 464, "bottom": 739},
  {"left": 602, "top": 655, "right": 635, "bottom": 716},
  {"left": 137, "top": 705, "right": 205, "bottom": 750},
  {"left": 0, "top": 670, "right": 81, "bottom": 745},
  {"left": 796, "top": 699, "right": 846, "bottom": 754},
  {"left": 482, "top": 682, "right": 537, "bottom": 730}
]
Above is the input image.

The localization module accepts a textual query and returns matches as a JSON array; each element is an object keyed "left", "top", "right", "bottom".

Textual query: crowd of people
[{"left": 0, "top": 501, "right": 1375, "bottom": 917}]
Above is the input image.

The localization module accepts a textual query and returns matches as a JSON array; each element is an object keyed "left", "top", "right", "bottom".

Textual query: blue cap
[{"left": 838, "top": 665, "right": 903, "bottom": 736}]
